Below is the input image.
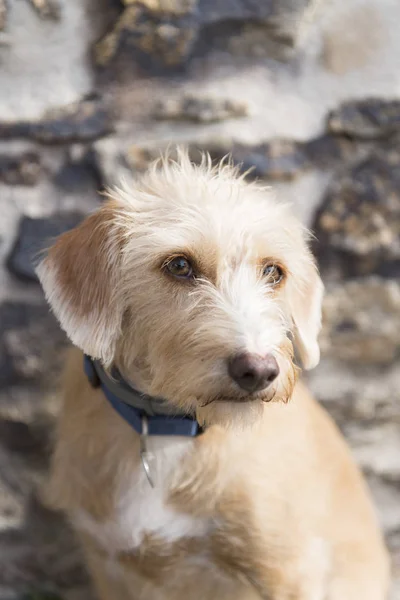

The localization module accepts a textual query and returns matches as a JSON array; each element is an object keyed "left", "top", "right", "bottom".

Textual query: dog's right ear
[
  {"left": 36, "top": 201, "right": 125, "bottom": 366},
  {"left": 286, "top": 258, "right": 324, "bottom": 371}
]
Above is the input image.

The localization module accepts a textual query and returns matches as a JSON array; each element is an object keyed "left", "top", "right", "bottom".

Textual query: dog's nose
[{"left": 228, "top": 353, "right": 280, "bottom": 392}]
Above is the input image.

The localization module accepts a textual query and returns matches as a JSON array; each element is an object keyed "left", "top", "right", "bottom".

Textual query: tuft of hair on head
[{"left": 141, "top": 146, "right": 248, "bottom": 191}]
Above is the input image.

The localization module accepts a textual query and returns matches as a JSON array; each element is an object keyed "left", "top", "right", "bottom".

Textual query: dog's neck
[{"left": 84, "top": 355, "right": 202, "bottom": 438}]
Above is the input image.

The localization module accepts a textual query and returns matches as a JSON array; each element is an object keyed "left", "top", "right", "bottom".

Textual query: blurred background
[{"left": 0, "top": 0, "right": 399, "bottom": 598}]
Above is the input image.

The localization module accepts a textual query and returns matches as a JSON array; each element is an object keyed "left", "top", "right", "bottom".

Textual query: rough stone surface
[
  {"left": 0, "top": 99, "right": 114, "bottom": 145},
  {"left": 0, "top": 302, "right": 67, "bottom": 389},
  {"left": 52, "top": 151, "right": 102, "bottom": 195},
  {"left": 0, "top": 465, "right": 90, "bottom": 598},
  {"left": 0, "top": 152, "right": 41, "bottom": 186},
  {"left": 321, "top": 278, "right": 400, "bottom": 366},
  {"left": 95, "top": 0, "right": 315, "bottom": 69},
  {"left": 314, "top": 146, "right": 400, "bottom": 279},
  {"left": 328, "top": 98, "right": 400, "bottom": 139},
  {"left": 7, "top": 212, "right": 85, "bottom": 282},
  {"left": 305, "top": 359, "right": 400, "bottom": 426},
  {"left": 223, "top": 134, "right": 359, "bottom": 180},
  {"left": 94, "top": 4, "right": 198, "bottom": 70},
  {"left": 0, "top": 1, "right": 100, "bottom": 121},
  {"left": 350, "top": 424, "right": 400, "bottom": 482},
  {"left": 104, "top": 133, "right": 362, "bottom": 184},
  {"left": 0, "top": 0, "right": 6, "bottom": 31},
  {"left": 153, "top": 94, "right": 248, "bottom": 122},
  {"left": 28, "top": 0, "right": 61, "bottom": 21}
]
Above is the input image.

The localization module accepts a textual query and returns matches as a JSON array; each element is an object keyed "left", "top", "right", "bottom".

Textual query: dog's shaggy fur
[{"left": 37, "top": 151, "right": 389, "bottom": 599}]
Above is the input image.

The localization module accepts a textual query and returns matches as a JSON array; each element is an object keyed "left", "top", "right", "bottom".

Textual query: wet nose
[{"left": 228, "top": 352, "right": 280, "bottom": 392}]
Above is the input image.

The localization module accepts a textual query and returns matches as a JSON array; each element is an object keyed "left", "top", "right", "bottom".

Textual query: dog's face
[{"left": 37, "top": 152, "right": 323, "bottom": 427}]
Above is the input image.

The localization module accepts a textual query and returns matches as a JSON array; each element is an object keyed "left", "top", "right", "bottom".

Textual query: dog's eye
[
  {"left": 262, "top": 263, "right": 284, "bottom": 285},
  {"left": 165, "top": 256, "right": 193, "bottom": 279}
]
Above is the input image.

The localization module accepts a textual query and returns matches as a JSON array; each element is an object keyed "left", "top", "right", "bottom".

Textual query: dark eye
[
  {"left": 165, "top": 256, "right": 193, "bottom": 279},
  {"left": 262, "top": 263, "right": 284, "bottom": 285}
]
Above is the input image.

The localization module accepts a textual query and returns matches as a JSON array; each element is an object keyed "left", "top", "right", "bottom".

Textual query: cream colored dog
[{"left": 37, "top": 151, "right": 389, "bottom": 600}]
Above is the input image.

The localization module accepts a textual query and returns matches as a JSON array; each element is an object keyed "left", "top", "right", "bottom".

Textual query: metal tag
[{"left": 140, "top": 414, "right": 155, "bottom": 488}]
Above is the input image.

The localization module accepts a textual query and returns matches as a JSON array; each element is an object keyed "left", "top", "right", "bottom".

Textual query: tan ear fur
[
  {"left": 36, "top": 201, "right": 124, "bottom": 365},
  {"left": 287, "top": 260, "right": 324, "bottom": 371}
]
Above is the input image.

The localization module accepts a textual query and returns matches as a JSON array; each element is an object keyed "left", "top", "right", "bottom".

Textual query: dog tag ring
[{"left": 140, "top": 414, "right": 155, "bottom": 488}]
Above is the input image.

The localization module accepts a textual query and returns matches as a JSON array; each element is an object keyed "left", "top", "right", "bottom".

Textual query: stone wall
[{"left": 0, "top": 1, "right": 399, "bottom": 598}]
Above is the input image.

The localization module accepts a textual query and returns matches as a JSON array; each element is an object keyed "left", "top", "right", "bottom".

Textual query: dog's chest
[{"left": 73, "top": 436, "right": 210, "bottom": 554}]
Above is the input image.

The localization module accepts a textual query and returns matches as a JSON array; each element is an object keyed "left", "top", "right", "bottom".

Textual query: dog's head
[{"left": 37, "top": 151, "right": 323, "bottom": 427}]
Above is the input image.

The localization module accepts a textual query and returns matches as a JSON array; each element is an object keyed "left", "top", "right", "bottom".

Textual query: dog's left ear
[
  {"left": 286, "top": 258, "right": 324, "bottom": 370},
  {"left": 36, "top": 201, "right": 125, "bottom": 366}
]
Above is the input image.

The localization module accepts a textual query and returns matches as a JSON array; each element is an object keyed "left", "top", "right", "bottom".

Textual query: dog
[{"left": 37, "top": 150, "right": 389, "bottom": 600}]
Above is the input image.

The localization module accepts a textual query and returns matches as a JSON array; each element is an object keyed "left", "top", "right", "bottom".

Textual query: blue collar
[{"left": 84, "top": 355, "right": 202, "bottom": 437}]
